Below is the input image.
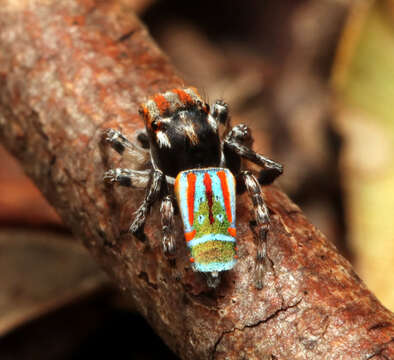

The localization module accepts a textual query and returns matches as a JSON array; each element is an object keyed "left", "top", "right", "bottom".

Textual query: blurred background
[{"left": 0, "top": 0, "right": 393, "bottom": 358}]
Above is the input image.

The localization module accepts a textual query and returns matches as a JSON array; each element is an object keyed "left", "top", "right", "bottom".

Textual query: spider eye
[
  {"left": 216, "top": 214, "right": 224, "bottom": 222},
  {"left": 151, "top": 120, "right": 160, "bottom": 131},
  {"left": 198, "top": 214, "right": 205, "bottom": 224}
]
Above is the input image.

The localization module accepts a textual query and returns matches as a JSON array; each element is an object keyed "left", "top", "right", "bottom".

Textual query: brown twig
[{"left": 0, "top": 1, "right": 393, "bottom": 359}]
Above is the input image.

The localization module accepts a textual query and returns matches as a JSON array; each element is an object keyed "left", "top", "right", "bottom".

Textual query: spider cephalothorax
[
  {"left": 103, "top": 88, "right": 283, "bottom": 288},
  {"left": 140, "top": 88, "right": 221, "bottom": 177}
]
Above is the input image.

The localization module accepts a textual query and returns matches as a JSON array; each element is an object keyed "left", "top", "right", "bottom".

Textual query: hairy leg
[
  {"left": 135, "top": 129, "right": 150, "bottom": 149},
  {"left": 160, "top": 195, "right": 176, "bottom": 257},
  {"left": 224, "top": 124, "right": 283, "bottom": 184},
  {"left": 103, "top": 168, "right": 150, "bottom": 188},
  {"left": 103, "top": 128, "right": 149, "bottom": 165},
  {"left": 211, "top": 99, "right": 229, "bottom": 127},
  {"left": 129, "top": 169, "right": 165, "bottom": 234},
  {"left": 240, "top": 170, "right": 270, "bottom": 289}
]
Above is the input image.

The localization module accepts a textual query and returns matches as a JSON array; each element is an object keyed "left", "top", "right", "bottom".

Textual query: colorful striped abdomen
[{"left": 174, "top": 168, "right": 237, "bottom": 272}]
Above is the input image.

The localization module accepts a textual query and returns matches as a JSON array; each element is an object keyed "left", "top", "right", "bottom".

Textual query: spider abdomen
[{"left": 174, "top": 167, "right": 237, "bottom": 272}]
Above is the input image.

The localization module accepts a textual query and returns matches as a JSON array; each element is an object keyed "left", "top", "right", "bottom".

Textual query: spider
[{"left": 103, "top": 88, "right": 283, "bottom": 288}]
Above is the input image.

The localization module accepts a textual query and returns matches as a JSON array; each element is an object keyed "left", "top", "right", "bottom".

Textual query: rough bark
[{"left": 0, "top": 1, "right": 393, "bottom": 359}]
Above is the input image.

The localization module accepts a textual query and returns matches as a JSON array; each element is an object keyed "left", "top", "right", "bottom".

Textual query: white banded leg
[
  {"left": 103, "top": 168, "right": 150, "bottom": 188},
  {"left": 129, "top": 169, "right": 165, "bottom": 235},
  {"left": 224, "top": 124, "right": 283, "bottom": 180},
  {"left": 160, "top": 195, "right": 176, "bottom": 257},
  {"left": 103, "top": 128, "right": 149, "bottom": 165},
  {"left": 240, "top": 170, "right": 270, "bottom": 289},
  {"left": 212, "top": 99, "right": 229, "bottom": 125}
]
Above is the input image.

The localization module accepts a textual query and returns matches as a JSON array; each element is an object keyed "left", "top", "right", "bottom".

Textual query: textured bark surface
[{"left": 0, "top": 1, "right": 393, "bottom": 359}]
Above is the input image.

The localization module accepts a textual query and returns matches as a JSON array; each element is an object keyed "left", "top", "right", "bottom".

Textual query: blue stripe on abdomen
[
  {"left": 193, "top": 259, "right": 237, "bottom": 272},
  {"left": 187, "top": 233, "right": 236, "bottom": 248}
]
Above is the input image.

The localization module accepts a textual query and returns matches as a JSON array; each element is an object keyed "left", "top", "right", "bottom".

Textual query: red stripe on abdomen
[
  {"left": 217, "top": 171, "right": 232, "bottom": 223},
  {"left": 187, "top": 172, "right": 197, "bottom": 226},
  {"left": 203, "top": 173, "right": 214, "bottom": 224}
]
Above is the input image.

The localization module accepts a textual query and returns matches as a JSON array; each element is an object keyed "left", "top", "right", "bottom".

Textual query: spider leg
[
  {"left": 103, "top": 128, "right": 149, "bottom": 165},
  {"left": 129, "top": 169, "right": 165, "bottom": 235},
  {"left": 160, "top": 195, "right": 176, "bottom": 257},
  {"left": 103, "top": 168, "right": 150, "bottom": 188},
  {"left": 135, "top": 129, "right": 150, "bottom": 149},
  {"left": 240, "top": 170, "right": 270, "bottom": 289},
  {"left": 224, "top": 124, "right": 283, "bottom": 184},
  {"left": 212, "top": 99, "right": 229, "bottom": 127}
]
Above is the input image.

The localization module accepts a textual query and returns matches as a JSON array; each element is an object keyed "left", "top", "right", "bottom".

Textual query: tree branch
[{"left": 0, "top": 1, "right": 393, "bottom": 359}]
